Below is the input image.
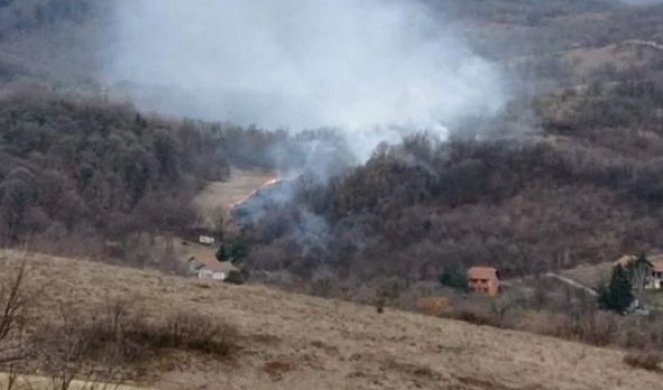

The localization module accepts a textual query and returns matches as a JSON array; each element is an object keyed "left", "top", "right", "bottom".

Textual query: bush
[
  {"left": 623, "top": 350, "right": 662, "bottom": 371},
  {"left": 36, "top": 300, "right": 239, "bottom": 370},
  {"left": 0, "top": 259, "right": 35, "bottom": 363},
  {"left": 217, "top": 239, "right": 250, "bottom": 263},
  {"left": 151, "top": 311, "right": 238, "bottom": 357},
  {"left": 224, "top": 270, "right": 247, "bottom": 285},
  {"left": 451, "top": 298, "right": 500, "bottom": 327},
  {"left": 416, "top": 297, "right": 451, "bottom": 317},
  {"left": 439, "top": 267, "right": 468, "bottom": 292}
]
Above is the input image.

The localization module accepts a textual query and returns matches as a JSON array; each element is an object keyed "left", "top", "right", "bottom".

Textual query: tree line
[{"left": 0, "top": 86, "right": 286, "bottom": 264}]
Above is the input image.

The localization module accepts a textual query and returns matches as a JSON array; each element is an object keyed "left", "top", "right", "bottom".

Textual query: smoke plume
[
  {"left": 106, "top": 0, "right": 503, "bottom": 160},
  {"left": 620, "top": 0, "right": 663, "bottom": 5}
]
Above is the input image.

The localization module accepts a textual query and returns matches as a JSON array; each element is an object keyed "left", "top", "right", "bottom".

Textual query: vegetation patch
[
  {"left": 263, "top": 360, "right": 296, "bottom": 381},
  {"left": 34, "top": 302, "right": 240, "bottom": 366},
  {"left": 623, "top": 350, "right": 663, "bottom": 372}
]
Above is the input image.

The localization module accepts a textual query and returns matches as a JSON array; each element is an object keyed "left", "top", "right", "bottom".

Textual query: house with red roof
[
  {"left": 467, "top": 267, "right": 500, "bottom": 296},
  {"left": 617, "top": 253, "right": 663, "bottom": 290}
]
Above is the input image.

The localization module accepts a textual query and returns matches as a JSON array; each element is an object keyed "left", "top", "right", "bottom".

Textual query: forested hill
[
  {"left": 2, "top": 2, "right": 663, "bottom": 387},
  {"left": 0, "top": 90, "right": 220, "bottom": 252},
  {"left": 0, "top": 87, "right": 295, "bottom": 265},
  {"left": 236, "top": 1, "right": 663, "bottom": 288},
  {"left": 3, "top": 0, "right": 663, "bottom": 288}
]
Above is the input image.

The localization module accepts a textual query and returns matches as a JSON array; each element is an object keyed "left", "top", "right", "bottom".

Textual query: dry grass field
[
  {"left": 1, "top": 250, "right": 662, "bottom": 390},
  {"left": 0, "top": 373, "right": 147, "bottom": 390},
  {"left": 561, "top": 262, "right": 613, "bottom": 290}
]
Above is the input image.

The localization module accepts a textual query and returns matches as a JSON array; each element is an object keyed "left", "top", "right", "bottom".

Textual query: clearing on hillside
[
  {"left": 193, "top": 168, "right": 276, "bottom": 229},
  {"left": 165, "top": 168, "right": 276, "bottom": 270}
]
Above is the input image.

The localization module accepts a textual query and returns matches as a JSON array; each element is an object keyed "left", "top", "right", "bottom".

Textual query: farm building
[
  {"left": 188, "top": 256, "right": 236, "bottom": 281},
  {"left": 181, "top": 227, "right": 221, "bottom": 247},
  {"left": 467, "top": 267, "right": 500, "bottom": 296},
  {"left": 614, "top": 253, "right": 663, "bottom": 290},
  {"left": 198, "top": 235, "right": 217, "bottom": 246},
  {"left": 645, "top": 258, "right": 663, "bottom": 290}
]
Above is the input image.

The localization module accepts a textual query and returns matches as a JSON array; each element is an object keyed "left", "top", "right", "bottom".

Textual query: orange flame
[{"left": 230, "top": 177, "right": 282, "bottom": 211}]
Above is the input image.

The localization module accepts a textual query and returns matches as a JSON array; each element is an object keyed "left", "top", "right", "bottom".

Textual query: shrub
[
  {"left": 0, "top": 258, "right": 40, "bottom": 364},
  {"left": 36, "top": 300, "right": 239, "bottom": 371},
  {"left": 451, "top": 298, "right": 499, "bottom": 327},
  {"left": 224, "top": 270, "right": 247, "bottom": 285},
  {"left": 217, "top": 238, "right": 250, "bottom": 264},
  {"left": 623, "top": 350, "right": 662, "bottom": 371},
  {"left": 416, "top": 297, "right": 451, "bottom": 317},
  {"left": 439, "top": 267, "right": 468, "bottom": 292},
  {"left": 162, "top": 312, "right": 238, "bottom": 356}
]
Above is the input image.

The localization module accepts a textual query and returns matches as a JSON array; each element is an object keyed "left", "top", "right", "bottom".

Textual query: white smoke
[
  {"left": 106, "top": 0, "right": 504, "bottom": 161},
  {"left": 620, "top": 0, "right": 663, "bottom": 4}
]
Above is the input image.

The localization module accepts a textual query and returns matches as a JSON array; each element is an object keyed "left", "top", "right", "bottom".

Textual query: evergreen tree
[
  {"left": 599, "top": 265, "right": 634, "bottom": 314},
  {"left": 216, "top": 238, "right": 249, "bottom": 264},
  {"left": 439, "top": 266, "right": 468, "bottom": 292}
]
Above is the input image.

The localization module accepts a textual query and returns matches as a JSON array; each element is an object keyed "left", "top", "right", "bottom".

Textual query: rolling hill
[
  {"left": 1, "top": 3, "right": 663, "bottom": 387},
  {"left": 1, "top": 250, "right": 661, "bottom": 390}
]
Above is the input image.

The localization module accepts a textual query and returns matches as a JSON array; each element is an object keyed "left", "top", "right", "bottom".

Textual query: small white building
[
  {"left": 188, "top": 257, "right": 232, "bottom": 281},
  {"left": 645, "top": 260, "right": 663, "bottom": 290},
  {"left": 197, "top": 268, "right": 226, "bottom": 281},
  {"left": 198, "top": 235, "right": 217, "bottom": 246}
]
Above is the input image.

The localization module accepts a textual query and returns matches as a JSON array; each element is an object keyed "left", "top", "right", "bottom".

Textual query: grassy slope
[
  {"left": 193, "top": 168, "right": 276, "bottom": 228},
  {"left": 161, "top": 168, "right": 277, "bottom": 269},
  {"left": 5, "top": 250, "right": 661, "bottom": 390},
  {"left": 0, "top": 374, "right": 146, "bottom": 390}
]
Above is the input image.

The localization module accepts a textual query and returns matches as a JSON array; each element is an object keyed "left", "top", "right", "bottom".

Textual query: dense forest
[
  {"left": 0, "top": 89, "right": 218, "bottom": 255},
  {"left": 0, "top": 85, "right": 314, "bottom": 266},
  {"left": 239, "top": 90, "right": 663, "bottom": 285}
]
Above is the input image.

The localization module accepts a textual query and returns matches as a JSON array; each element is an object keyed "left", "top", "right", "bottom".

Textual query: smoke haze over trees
[
  {"left": 107, "top": 0, "right": 504, "bottom": 161},
  {"left": 5, "top": 2, "right": 663, "bottom": 380},
  {"left": 2, "top": 0, "right": 663, "bottom": 291}
]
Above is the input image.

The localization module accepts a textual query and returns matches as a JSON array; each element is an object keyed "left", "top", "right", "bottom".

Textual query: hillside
[
  {"left": 0, "top": 89, "right": 230, "bottom": 261},
  {"left": 1, "top": 250, "right": 661, "bottom": 390},
  {"left": 1, "top": 1, "right": 663, "bottom": 289},
  {"left": 193, "top": 168, "right": 276, "bottom": 230},
  {"left": 232, "top": 1, "right": 663, "bottom": 289},
  {"left": 2, "top": 2, "right": 663, "bottom": 386}
]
